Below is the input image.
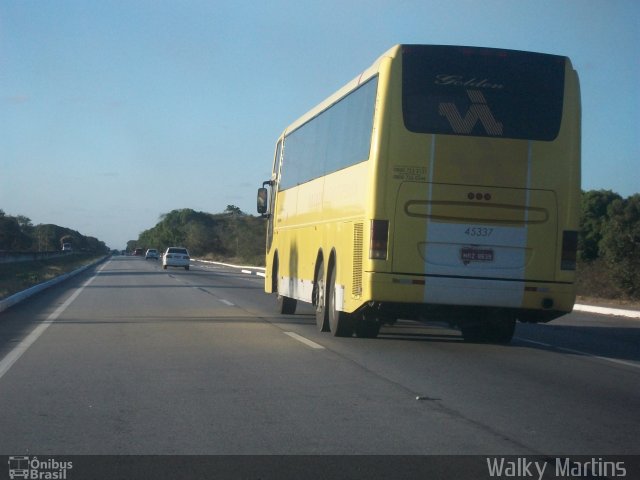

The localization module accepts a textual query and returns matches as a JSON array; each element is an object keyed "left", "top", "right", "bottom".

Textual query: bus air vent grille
[{"left": 352, "top": 223, "right": 364, "bottom": 296}]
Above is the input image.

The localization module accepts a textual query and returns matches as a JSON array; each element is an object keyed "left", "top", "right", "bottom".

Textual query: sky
[{"left": 1, "top": 0, "right": 638, "bottom": 249}]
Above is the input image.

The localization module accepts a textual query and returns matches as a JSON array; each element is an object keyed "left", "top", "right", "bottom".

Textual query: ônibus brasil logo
[{"left": 7, "top": 456, "right": 73, "bottom": 480}]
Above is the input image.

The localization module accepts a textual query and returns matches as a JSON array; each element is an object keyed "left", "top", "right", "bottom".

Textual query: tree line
[
  {"left": 129, "top": 205, "right": 265, "bottom": 266},
  {"left": 578, "top": 190, "right": 640, "bottom": 299},
  {"left": 0, "top": 209, "right": 107, "bottom": 253}
]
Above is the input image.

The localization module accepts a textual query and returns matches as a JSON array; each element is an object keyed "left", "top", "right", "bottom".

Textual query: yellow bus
[{"left": 257, "top": 44, "right": 580, "bottom": 343}]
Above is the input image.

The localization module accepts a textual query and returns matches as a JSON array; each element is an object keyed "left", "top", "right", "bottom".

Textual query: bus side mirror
[{"left": 257, "top": 187, "right": 268, "bottom": 215}]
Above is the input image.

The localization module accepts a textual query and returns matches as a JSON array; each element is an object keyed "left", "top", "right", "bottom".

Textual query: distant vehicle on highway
[
  {"left": 62, "top": 243, "right": 73, "bottom": 252},
  {"left": 133, "top": 248, "right": 144, "bottom": 256},
  {"left": 163, "top": 247, "right": 190, "bottom": 270},
  {"left": 145, "top": 249, "right": 159, "bottom": 260}
]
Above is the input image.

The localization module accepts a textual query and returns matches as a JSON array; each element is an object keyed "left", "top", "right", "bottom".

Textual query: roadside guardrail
[{"left": 0, "top": 256, "right": 108, "bottom": 313}]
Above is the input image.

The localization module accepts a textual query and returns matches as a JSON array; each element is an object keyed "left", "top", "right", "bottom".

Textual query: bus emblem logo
[
  {"left": 439, "top": 90, "right": 504, "bottom": 136},
  {"left": 8, "top": 457, "right": 29, "bottom": 479}
]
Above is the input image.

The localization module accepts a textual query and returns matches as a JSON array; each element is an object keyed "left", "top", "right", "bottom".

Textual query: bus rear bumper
[{"left": 357, "top": 272, "right": 575, "bottom": 323}]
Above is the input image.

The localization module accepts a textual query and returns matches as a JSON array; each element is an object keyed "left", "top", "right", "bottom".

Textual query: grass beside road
[
  {"left": 576, "top": 259, "right": 640, "bottom": 310},
  {"left": 0, "top": 254, "right": 105, "bottom": 300}
]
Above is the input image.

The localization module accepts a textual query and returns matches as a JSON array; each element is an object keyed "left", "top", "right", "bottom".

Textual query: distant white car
[
  {"left": 163, "top": 247, "right": 190, "bottom": 270},
  {"left": 62, "top": 243, "right": 73, "bottom": 252},
  {"left": 145, "top": 249, "right": 159, "bottom": 260}
]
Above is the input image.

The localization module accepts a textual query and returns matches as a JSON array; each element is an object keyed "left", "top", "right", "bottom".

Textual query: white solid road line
[
  {"left": 515, "top": 337, "right": 640, "bottom": 370},
  {"left": 284, "top": 332, "right": 325, "bottom": 350},
  {"left": 0, "top": 262, "right": 109, "bottom": 382}
]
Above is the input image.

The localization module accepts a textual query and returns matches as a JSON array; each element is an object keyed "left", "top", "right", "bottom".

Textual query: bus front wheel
[{"left": 273, "top": 257, "right": 297, "bottom": 315}]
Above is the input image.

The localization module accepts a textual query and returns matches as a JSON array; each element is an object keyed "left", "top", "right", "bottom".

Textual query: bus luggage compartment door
[{"left": 392, "top": 182, "right": 558, "bottom": 287}]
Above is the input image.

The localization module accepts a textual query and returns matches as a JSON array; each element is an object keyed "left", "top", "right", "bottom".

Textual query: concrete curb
[
  {"left": 0, "top": 256, "right": 108, "bottom": 314},
  {"left": 573, "top": 304, "right": 640, "bottom": 319},
  {"left": 194, "top": 259, "right": 266, "bottom": 277}
]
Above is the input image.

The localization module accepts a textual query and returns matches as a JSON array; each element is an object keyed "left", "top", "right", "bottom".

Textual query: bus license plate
[{"left": 460, "top": 247, "right": 494, "bottom": 263}]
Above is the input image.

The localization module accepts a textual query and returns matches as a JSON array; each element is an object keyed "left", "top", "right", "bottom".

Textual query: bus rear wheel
[{"left": 327, "top": 266, "right": 354, "bottom": 337}]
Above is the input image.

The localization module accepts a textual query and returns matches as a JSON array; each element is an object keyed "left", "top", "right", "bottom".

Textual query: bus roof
[{"left": 280, "top": 44, "right": 572, "bottom": 138}]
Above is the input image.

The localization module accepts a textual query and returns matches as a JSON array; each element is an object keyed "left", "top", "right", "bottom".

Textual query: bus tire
[
  {"left": 327, "top": 266, "right": 354, "bottom": 337},
  {"left": 314, "top": 259, "right": 329, "bottom": 332},
  {"left": 277, "top": 295, "right": 297, "bottom": 315}
]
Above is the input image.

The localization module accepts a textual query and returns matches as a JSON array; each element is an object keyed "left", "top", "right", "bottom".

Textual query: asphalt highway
[{"left": 0, "top": 256, "right": 638, "bottom": 455}]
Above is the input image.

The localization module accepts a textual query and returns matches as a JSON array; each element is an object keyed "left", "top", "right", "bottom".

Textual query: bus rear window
[{"left": 402, "top": 45, "right": 565, "bottom": 141}]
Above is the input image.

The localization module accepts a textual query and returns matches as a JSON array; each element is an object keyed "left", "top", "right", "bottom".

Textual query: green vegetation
[
  {"left": 0, "top": 253, "right": 104, "bottom": 299},
  {"left": 0, "top": 209, "right": 109, "bottom": 300},
  {"left": 577, "top": 191, "right": 640, "bottom": 301},
  {"left": 130, "top": 205, "right": 265, "bottom": 266},
  {"left": 0, "top": 209, "right": 108, "bottom": 253}
]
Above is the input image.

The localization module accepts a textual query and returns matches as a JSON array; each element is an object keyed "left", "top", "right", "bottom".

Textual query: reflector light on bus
[{"left": 370, "top": 220, "right": 389, "bottom": 260}]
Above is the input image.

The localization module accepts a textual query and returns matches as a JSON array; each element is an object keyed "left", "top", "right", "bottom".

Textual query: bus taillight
[
  {"left": 560, "top": 230, "right": 578, "bottom": 270},
  {"left": 370, "top": 220, "right": 389, "bottom": 260}
]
